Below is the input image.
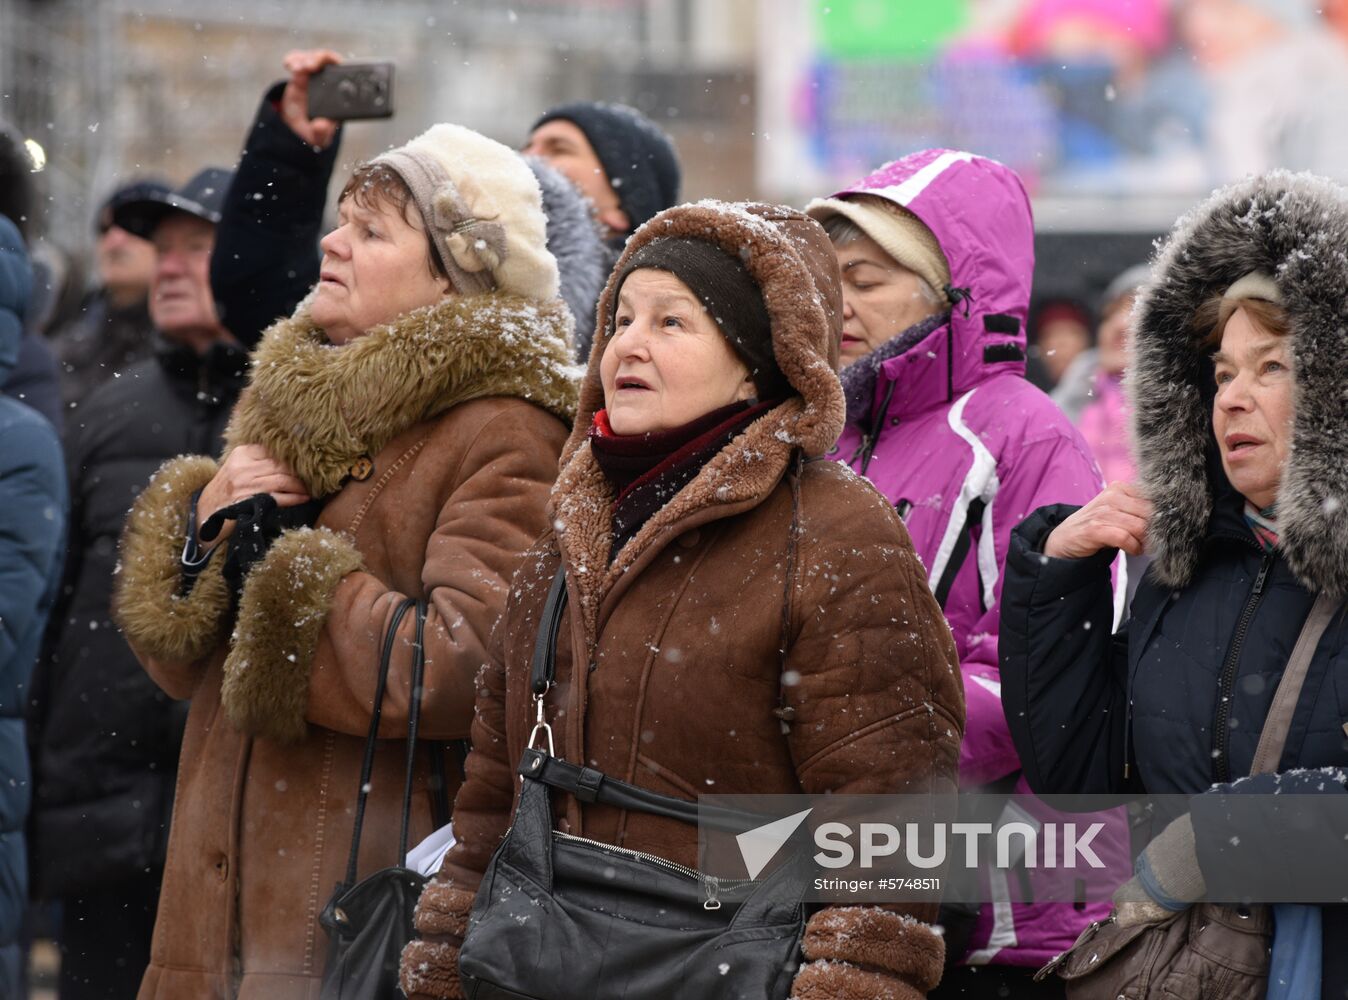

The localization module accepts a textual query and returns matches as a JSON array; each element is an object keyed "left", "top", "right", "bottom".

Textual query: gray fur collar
[
  {"left": 526, "top": 157, "right": 609, "bottom": 361},
  {"left": 1130, "top": 171, "right": 1348, "bottom": 595},
  {"left": 839, "top": 311, "right": 950, "bottom": 426}
]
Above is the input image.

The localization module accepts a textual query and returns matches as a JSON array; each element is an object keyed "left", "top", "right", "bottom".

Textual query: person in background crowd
[
  {"left": 49, "top": 180, "right": 166, "bottom": 410},
  {"left": 26, "top": 168, "right": 240, "bottom": 1000},
  {"left": 1026, "top": 298, "right": 1092, "bottom": 390},
  {"left": 1180, "top": 0, "right": 1348, "bottom": 184},
  {"left": 401, "top": 199, "right": 963, "bottom": 1000},
  {"left": 210, "top": 50, "right": 612, "bottom": 361},
  {"left": 0, "top": 214, "right": 68, "bottom": 999},
  {"left": 113, "top": 118, "right": 575, "bottom": 999},
  {"left": 1053, "top": 263, "right": 1151, "bottom": 604},
  {"left": 523, "top": 100, "right": 681, "bottom": 246},
  {"left": 0, "top": 122, "right": 64, "bottom": 431},
  {"left": 807, "top": 149, "right": 1122, "bottom": 998},
  {"left": 1001, "top": 171, "right": 1348, "bottom": 999}
]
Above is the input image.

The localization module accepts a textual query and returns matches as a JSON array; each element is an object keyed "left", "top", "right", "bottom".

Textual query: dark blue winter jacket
[{"left": 0, "top": 214, "right": 67, "bottom": 946}]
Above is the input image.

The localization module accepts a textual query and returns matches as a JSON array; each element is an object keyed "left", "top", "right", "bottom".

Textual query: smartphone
[{"left": 307, "top": 62, "right": 395, "bottom": 121}]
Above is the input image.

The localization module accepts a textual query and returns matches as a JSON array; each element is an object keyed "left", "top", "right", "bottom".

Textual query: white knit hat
[{"left": 374, "top": 124, "right": 559, "bottom": 302}]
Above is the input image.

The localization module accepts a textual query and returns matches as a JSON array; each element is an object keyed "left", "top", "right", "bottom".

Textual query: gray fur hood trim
[
  {"left": 1130, "top": 171, "right": 1348, "bottom": 595},
  {"left": 526, "top": 157, "right": 609, "bottom": 362}
]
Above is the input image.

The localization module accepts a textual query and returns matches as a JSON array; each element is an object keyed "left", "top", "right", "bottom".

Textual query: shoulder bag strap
[
  {"left": 1249, "top": 592, "right": 1340, "bottom": 776},
  {"left": 343, "top": 595, "right": 417, "bottom": 887}
]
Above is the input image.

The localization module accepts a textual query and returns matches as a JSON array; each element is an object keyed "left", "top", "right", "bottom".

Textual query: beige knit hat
[
  {"left": 806, "top": 194, "right": 951, "bottom": 301},
  {"left": 1217, "top": 271, "right": 1283, "bottom": 329},
  {"left": 374, "top": 124, "right": 559, "bottom": 302}
]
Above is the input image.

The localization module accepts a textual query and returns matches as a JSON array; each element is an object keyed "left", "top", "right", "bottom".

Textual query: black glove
[{"left": 199, "top": 492, "right": 325, "bottom": 592}]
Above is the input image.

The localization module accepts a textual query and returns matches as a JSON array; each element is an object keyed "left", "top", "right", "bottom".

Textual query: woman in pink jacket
[{"left": 807, "top": 149, "right": 1126, "bottom": 997}]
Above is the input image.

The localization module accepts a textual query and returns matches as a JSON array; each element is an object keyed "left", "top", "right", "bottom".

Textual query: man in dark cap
[
  {"left": 27, "top": 166, "right": 243, "bottom": 1000},
  {"left": 524, "top": 101, "right": 681, "bottom": 245},
  {"left": 49, "top": 179, "right": 169, "bottom": 408}
]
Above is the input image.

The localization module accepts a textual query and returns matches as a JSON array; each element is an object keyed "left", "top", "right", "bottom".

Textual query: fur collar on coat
[
  {"left": 226, "top": 292, "right": 580, "bottom": 497},
  {"left": 1131, "top": 171, "right": 1348, "bottom": 595}
]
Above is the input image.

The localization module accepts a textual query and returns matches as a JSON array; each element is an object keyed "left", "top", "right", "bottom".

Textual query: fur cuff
[
  {"left": 790, "top": 960, "right": 927, "bottom": 1000},
  {"left": 801, "top": 907, "right": 945, "bottom": 991},
  {"left": 220, "top": 527, "right": 362, "bottom": 743},
  {"left": 113, "top": 456, "right": 231, "bottom": 664},
  {"left": 414, "top": 878, "right": 477, "bottom": 939},
  {"left": 400, "top": 937, "right": 464, "bottom": 1000}
]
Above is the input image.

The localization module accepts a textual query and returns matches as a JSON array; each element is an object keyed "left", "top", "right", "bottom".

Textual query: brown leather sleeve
[{"left": 219, "top": 404, "right": 566, "bottom": 744}]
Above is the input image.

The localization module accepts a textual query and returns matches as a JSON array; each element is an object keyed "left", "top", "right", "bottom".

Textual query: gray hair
[{"left": 820, "top": 212, "right": 943, "bottom": 308}]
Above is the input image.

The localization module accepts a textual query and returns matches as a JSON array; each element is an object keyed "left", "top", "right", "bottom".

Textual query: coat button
[
  {"left": 214, "top": 855, "right": 229, "bottom": 882},
  {"left": 349, "top": 455, "right": 374, "bottom": 481},
  {"left": 678, "top": 530, "right": 701, "bottom": 549},
  {"left": 557, "top": 817, "right": 571, "bottom": 834}
]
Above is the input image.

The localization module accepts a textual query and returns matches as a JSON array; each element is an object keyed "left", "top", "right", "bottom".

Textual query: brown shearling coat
[
  {"left": 113, "top": 293, "right": 578, "bottom": 999},
  {"left": 401, "top": 203, "right": 966, "bottom": 1000}
]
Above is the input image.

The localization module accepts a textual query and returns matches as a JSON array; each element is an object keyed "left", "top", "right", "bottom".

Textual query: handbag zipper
[{"left": 553, "top": 831, "right": 752, "bottom": 910}]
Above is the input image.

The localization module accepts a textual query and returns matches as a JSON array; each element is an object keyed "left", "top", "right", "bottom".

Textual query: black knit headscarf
[{"left": 613, "top": 237, "right": 789, "bottom": 399}]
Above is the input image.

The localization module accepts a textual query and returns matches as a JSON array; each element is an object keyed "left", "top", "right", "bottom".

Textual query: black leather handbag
[
  {"left": 319, "top": 596, "right": 450, "bottom": 1000},
  {"left": 456, "top": 569, "right": 808, "bottom": 1000}
]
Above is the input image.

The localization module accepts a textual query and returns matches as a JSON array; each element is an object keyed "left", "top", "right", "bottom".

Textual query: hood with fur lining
[
  {"left": 226, "top": 291, "right": 580, "bottom": 497},
  {"left": 1131, "top": 171, "right": 1348, "bottom": 595},
  {"left": 550, "top": 200, "right": 846, "bottom": 643}
]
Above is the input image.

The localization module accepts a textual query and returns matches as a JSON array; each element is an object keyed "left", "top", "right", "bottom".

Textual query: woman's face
[
  {"left": 1097, "top": 291, "right": 1136, "bottom": 376},
  {"left": 600, "top": 269, "right": 756, "bottom": 435},
  {"left": 311, "top": 195, "right": 450, "bottom": 345},
  {"left": 1212, "top": 306, "right": 1295, "bottom": 511},
  {"left": 833, "top": 234, "right": 943, "bottom": 365}
]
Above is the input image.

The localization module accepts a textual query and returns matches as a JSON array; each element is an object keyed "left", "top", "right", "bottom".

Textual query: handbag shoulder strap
[
  {"left": 531, "top": 565, "right": 569, "bottom": 696},
  {"left": 1249, "top": 592, "right": 1340, "bottom": 776},
  {"left": 342, "top": 595, "right": 418, "bottom": 886}
]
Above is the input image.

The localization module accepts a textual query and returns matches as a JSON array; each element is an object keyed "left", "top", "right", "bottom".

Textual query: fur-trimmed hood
[
  {"left": 550, "top": 200, "right": 845, "bottom": 643},
  {"left": 226, "top": 291, "right": 580, "bottom": 497},
  {"left": 1131, "top": 171, "right": 1348, "bottom": 595}
]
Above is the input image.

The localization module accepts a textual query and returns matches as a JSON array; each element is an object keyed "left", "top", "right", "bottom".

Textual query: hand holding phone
[{"left": 279, "top": 49, "right": 344, "bottom": 149}]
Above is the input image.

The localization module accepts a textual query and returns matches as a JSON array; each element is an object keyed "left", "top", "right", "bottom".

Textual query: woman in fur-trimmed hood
[
  {"left": 399, "top": 200, "right": 965, "bottom": 1000},
  {"left": 113, "top": 123, "right": 578, "bottom": 999},
  {"left": 1001, "top": 172, "right": 1348, "bottom": 993}
]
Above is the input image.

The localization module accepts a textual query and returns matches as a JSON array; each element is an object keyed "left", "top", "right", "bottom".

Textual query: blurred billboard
[{"left": 758, "top": 0, "right": 1348, "bottom": 230}]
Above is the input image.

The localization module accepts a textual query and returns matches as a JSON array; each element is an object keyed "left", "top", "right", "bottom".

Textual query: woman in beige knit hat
[{"left": 113, "top": 122, "right": 578, "bottom": 999}]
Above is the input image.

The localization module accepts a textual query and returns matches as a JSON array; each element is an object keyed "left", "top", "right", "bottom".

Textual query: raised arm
[{"left": 210, "top": 51, "right": 343, "bottom": 345}]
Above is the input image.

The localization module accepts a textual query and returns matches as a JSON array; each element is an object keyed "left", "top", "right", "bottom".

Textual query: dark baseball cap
[
  {"left": 96, "top": 178, "right": 172, "bottom": 233},
  {"left": 112, "top": 167, "right": 233, "bottom": 239}
]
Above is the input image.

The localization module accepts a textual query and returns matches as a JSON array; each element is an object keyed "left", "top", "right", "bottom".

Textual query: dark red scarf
[{"left": 589, "top": 398, "right": 780, "bottom": 559}]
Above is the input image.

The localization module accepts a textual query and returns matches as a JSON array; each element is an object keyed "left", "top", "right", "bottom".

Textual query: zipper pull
[
  {"left": 703, "top": 875, "right": 722, "bottom": 911},
  {"left": 1253, "top": 554, "right": 1273, "bottom": 596}
]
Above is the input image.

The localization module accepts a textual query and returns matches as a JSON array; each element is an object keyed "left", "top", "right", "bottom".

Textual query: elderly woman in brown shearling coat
[
  {"left": 400, "top": 201, "right": 966, "bottom": 1000},
  {"left": 113, "top": 124, "right": 578, "bottom": 998}
]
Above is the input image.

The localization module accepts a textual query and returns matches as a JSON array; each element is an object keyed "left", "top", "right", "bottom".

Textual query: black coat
[
  {"left": 208, "top": 83, "right": 339, "bottom": 349},
  {"left": 27, "top": 338, "right": 245, "bottom": 896}
]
